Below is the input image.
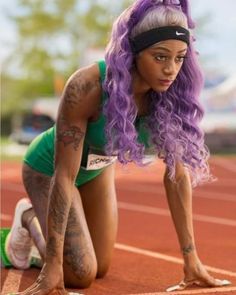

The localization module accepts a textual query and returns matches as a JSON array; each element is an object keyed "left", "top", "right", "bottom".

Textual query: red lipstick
[{"left": 159, "top": 79, "right": 173, "bottom": 86}]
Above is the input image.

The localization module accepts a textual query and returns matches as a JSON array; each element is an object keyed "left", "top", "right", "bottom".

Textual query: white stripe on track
[
  {"left": 212, "top": 158, "right": 236, "bottom": 173},
  {"left": 2, "top": 182, "right": 236, "bottom": 202},
  {"left": 118, "top": 201, "right": 236, "bottom": 227},
  {"left": 1, "top": 269, "right": 23, "bottom": 293},
  {"left": 1, "top": 183, "right": 25, "bottom": 193},
  {"left": 117, "top": 183, "right": 236, "bottom": 203},
  {"left": 130, "top": 286, "right": 236, "bottom": 294},
  {"left": 115, "top": 243, "right": 236, "bottom": 278},
  {"left": 1, "top": 213, "right": 12, "bottom": 221},
  {"left": 194, "top": 191, "right": 236, "bottom": 202},
  {"left": 3, "top": 196, "right": 233, "bottom": 227}
]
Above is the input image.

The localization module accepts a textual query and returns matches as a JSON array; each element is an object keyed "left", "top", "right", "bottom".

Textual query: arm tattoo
[
  {"left": 64, "top": 245, "right": 93, "bottom": 279},
  {"left": 65, "top": 207, "right": 81, "bottom": 239},
  {"left": 49, "top": 182, "right": 68, "bottom": 235},
  {"left": 46, "top": 237, "right": 58, "bottom": 257},
  {"left": 65, "top": 72, "right": 99, "bottom": 108},
  {"left": 182, "top": 243, "right": 195, "bottom": 256},
  {"left": 57, "top": 118, "right": 85, "bottom": 151}
]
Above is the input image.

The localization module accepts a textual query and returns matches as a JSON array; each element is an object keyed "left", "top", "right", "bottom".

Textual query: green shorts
[{"left": 23, "top": 128, "right": 104, "bottom": 187}]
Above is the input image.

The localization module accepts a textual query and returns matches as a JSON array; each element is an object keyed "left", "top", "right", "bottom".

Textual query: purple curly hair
[{"left": 103, "top": 0, "right": 213, "bottom": 187}]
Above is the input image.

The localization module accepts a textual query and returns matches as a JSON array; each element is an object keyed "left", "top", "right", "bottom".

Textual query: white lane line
[
  {"left": 2, "top": 187, "right": 235, "bottom": 226},
  {"left": 212, "top": 158, "right": 236, "bottom": 173},
  {"left": 204, "top": 179, "right": 236, "bottom": 187},
  {"left": 1, "top": 184, "right": 236, "bottom": 226},
  {"left": 115, "top": 243, "right": 236, "bottom": 278},
  {"left": 1, "top": 269, "right": 23, "bottom": 293},
  {"left": 1, "top": 183, "right": 25, "bottom": 193},
  {"left": 117, "top": 183, "right": 236, "bottom": 203},
  {"left": 1, "top": 169, "right": 24, "bottom": 181},
  {"left": 1, "top": 213, "right": 12, "bottom": 221},
  {"left": 2, "top": 182, "right": 236, "bottom": 202},
  {"left": 130, "top": 286, "right": 236, "bottom": 294},
  {"left": 194, "top": 192, "right": 236, "bottom": 202},
  {"left": 118, "top": 202, "right": 236, "bottom": 227}
]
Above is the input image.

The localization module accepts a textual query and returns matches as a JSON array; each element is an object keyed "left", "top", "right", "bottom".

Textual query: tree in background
[{"left": 1, "top": 0, "right": 132, "bottom": 121}]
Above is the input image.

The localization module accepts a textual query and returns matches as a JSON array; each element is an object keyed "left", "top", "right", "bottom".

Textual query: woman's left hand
[
  {"left": 167, "top": 256, "right": 231, "bottom": 292},
  {"left": 183, "top": 258, "right": 229, "bottom": 287}
]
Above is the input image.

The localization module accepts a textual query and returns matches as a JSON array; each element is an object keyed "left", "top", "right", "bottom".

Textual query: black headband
[{"left": 130, "top": 26, "right": 190, "bottom": 54}]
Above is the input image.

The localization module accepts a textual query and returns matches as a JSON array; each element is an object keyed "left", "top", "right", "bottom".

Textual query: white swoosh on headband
[{"left": 176, "top": 31, "right": 185, "bottom": 36}]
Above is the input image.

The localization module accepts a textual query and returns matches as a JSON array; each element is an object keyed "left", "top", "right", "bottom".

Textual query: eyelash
[{"left": 154, "top": 55, "right": 187, "bottom": 63}]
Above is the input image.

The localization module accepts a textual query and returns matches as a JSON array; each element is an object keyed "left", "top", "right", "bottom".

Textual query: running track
[{"left": 1, "top": 156, "right": 236, "bottom": 295}]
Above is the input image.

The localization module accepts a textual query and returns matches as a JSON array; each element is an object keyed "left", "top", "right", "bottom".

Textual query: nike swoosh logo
[{"left": 176, "top": 31, "right": 185, "bottom": 36}]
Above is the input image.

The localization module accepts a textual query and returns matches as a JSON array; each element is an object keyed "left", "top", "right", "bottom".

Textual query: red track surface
[{"left": 1, "top": 156, "right": 236, "bottom": 295}]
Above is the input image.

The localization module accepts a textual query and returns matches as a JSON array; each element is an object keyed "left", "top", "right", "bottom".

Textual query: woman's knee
[
  {"left": 96, "top": 262, "right": 110, "bottom": 278},
  {"left": 63, "top": 248, "right": 97, "bottom": 288}
]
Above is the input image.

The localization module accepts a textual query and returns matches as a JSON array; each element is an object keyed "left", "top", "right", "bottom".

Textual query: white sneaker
[{"left": 5, "top": 198, "right": 33, "bottom": 269}]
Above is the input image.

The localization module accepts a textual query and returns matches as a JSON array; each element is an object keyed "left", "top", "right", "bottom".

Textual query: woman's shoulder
[
  {"left": 62, "top": 63, "right": 103, "bottom": 119},
  {"left": 68, "top": 62, "right": 102, "bottom": 95}
]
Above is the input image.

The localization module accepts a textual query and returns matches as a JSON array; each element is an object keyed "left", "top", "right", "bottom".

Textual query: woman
[{"left": 5, "top": 0, "right": 230, "bottom": 294}]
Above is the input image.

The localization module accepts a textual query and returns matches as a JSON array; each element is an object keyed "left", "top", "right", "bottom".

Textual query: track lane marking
[
  {"left": 117, "top": 184, "right": 236, "bottom": 202},
  {"left": 130, "top": 286, "right": 236, "bottom": 294},
  {"left": 2, "top": 182, "right": 236, "bottom": 203},
  {"left": 1, "top": 187, "right": 235, "bottom": 226},
  {"left": 115, "top": 243, "right": 236, "bottom": 278},
  {"left": 212, "top": 158, "right": 236, "bottom": 173},
  {"left": 1, "top": 269, "right": 23, "bottom": 293},
  {"left": 118, "top": 201, "right": 236, "bottom": 227},
  {"left": 1, "top": 213, "right": 12, "bottom": 221},
  {"left": 194, "top": 192, "right": 236, "bottom": 202},
  {"left": 1, "top": 183, "right": 25, "bottom": 193}
]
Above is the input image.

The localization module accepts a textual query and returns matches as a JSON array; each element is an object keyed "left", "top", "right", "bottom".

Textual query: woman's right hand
[{"left": 14, "top": 263, "right": 68, "bottom": 295}]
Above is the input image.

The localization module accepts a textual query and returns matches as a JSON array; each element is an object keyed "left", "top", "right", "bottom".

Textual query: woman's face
[{"left": 134, "top": 39, "right": 188, "bottom": 92}]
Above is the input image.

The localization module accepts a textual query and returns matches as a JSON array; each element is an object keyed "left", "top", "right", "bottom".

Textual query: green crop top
[{"left": 24, "top": 60, "right": 153, "bottom": 187}]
